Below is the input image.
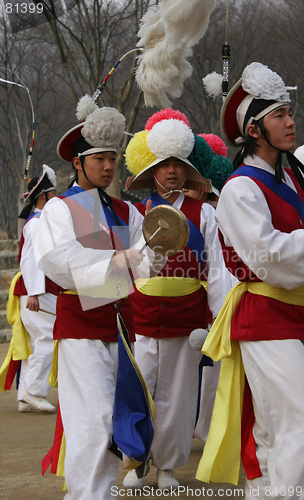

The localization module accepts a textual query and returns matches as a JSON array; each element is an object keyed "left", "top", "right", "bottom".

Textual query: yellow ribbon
[
  {"left": 200, "top": 280, "right": 207, "bottom": 292},
  {"left": 135, "top": 277, "right": 202, "bottom": 297},
  {"left": 0, "top": 272, "right": 32, "bottom": 392},
  {"left": 63, "top": 275, "right": 130, "bottom": 299},
  {"left": 196, "top": 281, "right": 304, "bottom": 485}
]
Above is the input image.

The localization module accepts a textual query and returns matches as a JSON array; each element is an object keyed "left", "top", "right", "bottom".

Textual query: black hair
[
  {"left": 66, "top": 137, "right": 88, "bottom": 189},
  {"left": 73, "top": 136, "right": 93, "bottom": 157},
  {"left": 233, "top": 117, "right": 269, "bottom": 170}
]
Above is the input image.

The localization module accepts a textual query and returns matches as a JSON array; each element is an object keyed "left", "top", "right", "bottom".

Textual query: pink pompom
[
  {"left": 145, "top": 108, "right": 190, "bottom": 130},
  {"left": 199, "top": 133, "right": 227, "bottom": 157}
]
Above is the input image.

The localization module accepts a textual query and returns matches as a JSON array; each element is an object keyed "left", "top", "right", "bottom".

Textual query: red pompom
[
  {"left": 199, "top": 133, "right": 227, "bottom": 157},
  {"left": 145, "top": 108, "right": 190, "bottom": 130}
]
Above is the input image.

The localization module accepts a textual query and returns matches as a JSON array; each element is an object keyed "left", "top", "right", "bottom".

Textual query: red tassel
[
  {"left": 41, "top": 403, "right": 64, "bottom": 476},
  {"left": 241, "top": 378, "right": 262, "bottom": 480},
  {"left": 4, "top": 359, "right": 21, "bottom": 390}
]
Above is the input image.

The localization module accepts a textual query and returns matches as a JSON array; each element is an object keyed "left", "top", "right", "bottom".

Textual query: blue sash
[
  {"left": 231, "top": 165, "right": 304, "bottom": 221},
  {"left": 143, "top": 192, "right": 205, "bottom": 268},
  {"left": 26, "top": 211, "right": 41, "bottom": 223},
  {"left": 61, "top": 186, "right": 130, "bottom": 248}
]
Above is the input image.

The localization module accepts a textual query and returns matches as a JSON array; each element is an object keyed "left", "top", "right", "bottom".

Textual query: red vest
[
  {"left": 131, "top": 196, "right": 208, "bottom": 338},
  {"left": 221, "top": 167, "right": 304, "bottom": 341},
  {"left": 54, "top": 194, "right": 135, "bottom": 342}
]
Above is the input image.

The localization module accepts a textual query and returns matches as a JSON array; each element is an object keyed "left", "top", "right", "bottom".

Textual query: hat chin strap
[
  {"left": 259, "top": 131, "right": 304, "bottom": 189},
  {"left": 153, "top": 172, "right": 187, "bottom": 199}
]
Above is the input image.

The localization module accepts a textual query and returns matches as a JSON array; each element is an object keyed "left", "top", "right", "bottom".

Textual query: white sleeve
[
  {"left": 20, "top": 217, "right": 46, "bottom": 296},
  {"left": 215, "top": 176, "right": 304, "bottom": 290},
  {"left": 32, "top": 197, "right": 166, "bottom": 291},
  {"left": 200, "top": 203, "right": 237, "bottom": 318},
  {"left": 32, "top": 197, "right": 116, "bottom": 290}
]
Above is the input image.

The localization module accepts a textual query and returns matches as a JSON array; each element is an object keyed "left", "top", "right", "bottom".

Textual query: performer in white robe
[
  {"left": 196, "top": 62, "right": 304, "bottom": 500},
  {"left": 15, "top": 166, "right": 58, "bottom": 412},
  {"left": 33, "top": 101, "right": 165, "bottom": 500}
]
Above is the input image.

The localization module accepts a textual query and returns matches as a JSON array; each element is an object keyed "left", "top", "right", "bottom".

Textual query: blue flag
[{"left": 112, "top": 312, "right": 155, "bottom": 469}]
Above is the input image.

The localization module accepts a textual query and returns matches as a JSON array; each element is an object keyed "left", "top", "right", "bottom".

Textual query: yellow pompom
[{"left": 125, "top": 130, "right": 156, "bottom": 176}]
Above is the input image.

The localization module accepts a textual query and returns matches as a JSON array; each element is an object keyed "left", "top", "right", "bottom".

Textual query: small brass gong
[{"left": 142, "top": 205, "right": 190, "bottom": 256}]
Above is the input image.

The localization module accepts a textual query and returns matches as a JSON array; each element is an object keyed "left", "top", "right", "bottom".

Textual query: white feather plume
[
  {"left": 202, "top": 71, "right": 223, "bottom": 99},
  {"left": 136, "top": 7, "right": 165, "bottom": 48},
  {"left": 160, "top": 0, "right": 216, "bottom": 47},
  {"left": 136, "top": 43, "right": 193, "bottom": 108},
  {"left": 135, "top": 0, "right": 216, "bottom": 108},
  {"left": 76, "top": 94, "right": 99, "bottom": 122}
]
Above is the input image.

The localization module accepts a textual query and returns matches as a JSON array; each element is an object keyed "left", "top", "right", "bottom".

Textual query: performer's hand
[
  {"left": 145, "top": 199, "right": 152, "bottom": 215},
  {"left": 26, "top": 295, "right": 40, "bottom": 312},
  {"left": 111, "top": 249, "right": 144, "bottom": 271}
]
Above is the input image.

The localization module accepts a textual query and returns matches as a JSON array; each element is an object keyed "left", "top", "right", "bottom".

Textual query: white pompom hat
[
  {"left": 220, "top": 62, "right": 294, "bottom": 147},
  {"left": 57, "top": 95, "right": 126, "bottom": 162}
]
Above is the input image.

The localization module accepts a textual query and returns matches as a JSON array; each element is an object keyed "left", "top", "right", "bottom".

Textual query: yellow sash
[
  {"left": 135, "top": 277, "right": 202, "bottom": 297},
  {"left": 200, "top": 280, "right": 207, "bottom": 292},
  {"left": 63, "top": 275, "right": 130, "bottom": 299},
  {"left": 0, "top": 272, "right": 32, "bottom": 392},
  {"left": 196, "top": 281, "right": 304, "bottom": 485}
]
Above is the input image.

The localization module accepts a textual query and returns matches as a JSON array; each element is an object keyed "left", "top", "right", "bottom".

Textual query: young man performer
[
  {"left": 33, "top": 98, "right": 163, "bottom": 500},
  {"left": 0, "top": 165, "right": 58, "bottom": 412},
  {"left": 123, "top": 109, "right": 233, "bottom": 490},
  {"left": 196, "top": 62, "right": 304, "bottom": 499}
]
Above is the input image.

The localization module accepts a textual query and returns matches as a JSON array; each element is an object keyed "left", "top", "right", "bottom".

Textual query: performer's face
[
  {"left": 153, "top": 157, "right": 187, "bottom": 192},
  {"left": 248, "top": 105, "right": 296, "bottom": 153},
  {"left": 74, "top": 151, "right": 118, "bottom": 190},
  {"left": 262, "top": 106, "right": 296, "bottom": 151}
]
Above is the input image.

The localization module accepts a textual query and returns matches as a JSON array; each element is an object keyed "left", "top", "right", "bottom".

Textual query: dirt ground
[{"left": 0, "top": 342, "right": 245, "bottom": 500}]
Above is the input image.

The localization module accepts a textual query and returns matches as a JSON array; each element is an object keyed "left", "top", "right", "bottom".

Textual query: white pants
[
  {"left": 134, "top": 335, "right": 201, "bottom": 470},
  {"left": 194, "top": 360, "right": 221, "bottom": 442},
  {"left": 18, "top": 293, "right": 56, "bottom": 400},
  {"left": 240, "top": 339, "right": 304, "bottom": 500},
  {"left": 58, "top": 338, "right": 120, "bottom": 500}
]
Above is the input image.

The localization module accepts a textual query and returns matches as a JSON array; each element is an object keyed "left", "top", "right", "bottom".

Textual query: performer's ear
[
  {"left": 247, "top": 124, "right": 260, "bottom": 139},
  {"left": 73, "top": 156, "right": 82, "bottom": 171}
]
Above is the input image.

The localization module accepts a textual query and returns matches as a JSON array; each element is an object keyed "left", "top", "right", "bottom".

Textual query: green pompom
[
  {"left": 210, "top": 156, "right": 233, "bottom": 191},
  {"left": 188, "top": 135, "right": 214, "bottom": 178}
]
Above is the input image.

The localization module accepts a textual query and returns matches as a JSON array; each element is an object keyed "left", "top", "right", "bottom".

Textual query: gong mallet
[{"left": 138, "top": 219, "right": 169, "bottom": 254}]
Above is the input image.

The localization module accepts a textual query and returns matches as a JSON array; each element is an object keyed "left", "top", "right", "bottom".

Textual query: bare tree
[
  {"left": 0, "top": 1, "right": 159, "bottom": 237},
  {"left": 35, "top": 0, "right": 157, "bottom": 196},
  {"left": 177, "top": 0, "right": 304, "bottom": 156},
  {"left": 1, "top": 0, "right": 304, "bottom": 237}
]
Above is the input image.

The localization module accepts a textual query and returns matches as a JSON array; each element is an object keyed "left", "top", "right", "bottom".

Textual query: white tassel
[
  {"left": 136, "top": 46, "right": 193, "bottom": 107},
  {"left": 135, "top": 0, "right": 216, "bottom": 108},
  {"left": 76, "top": 94, "right": 98, "bottom": 122},
  {"left": 160, "top": 0, "right": 216, "bottom": 47},
  {"left": 202, "top": 72, "right": 223, "bottom": 99},
  {"left": 137, "top": 7, "right": 165, "bottom": 48}
]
